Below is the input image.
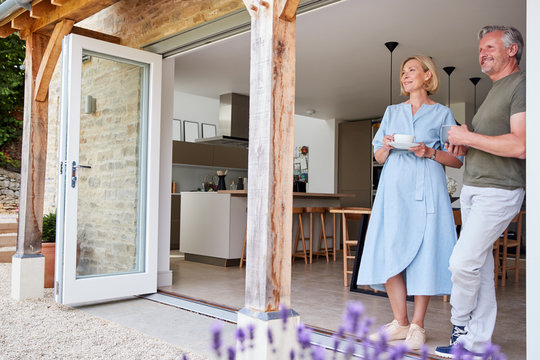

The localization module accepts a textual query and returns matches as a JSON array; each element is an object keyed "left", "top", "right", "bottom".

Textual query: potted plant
[{"left": 41, "top": 213, "right": 56, "bottom": 288}]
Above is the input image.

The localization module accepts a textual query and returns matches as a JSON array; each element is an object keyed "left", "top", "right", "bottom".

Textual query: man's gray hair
[{"left": 479, "top": 25, "right": 524, "bottom": 65}]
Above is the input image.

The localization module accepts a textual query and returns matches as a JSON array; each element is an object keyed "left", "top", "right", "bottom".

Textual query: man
[{"left": 435, "top": 25, "right": 526, "bottom": 358}]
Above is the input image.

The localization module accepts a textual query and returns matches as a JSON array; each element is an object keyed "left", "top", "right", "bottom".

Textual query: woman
[{"left": 357, "top": 55, "right": 462, "bottom": 350}]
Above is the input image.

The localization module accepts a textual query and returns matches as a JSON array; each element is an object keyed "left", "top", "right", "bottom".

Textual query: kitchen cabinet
[
  {"left": 172, "top": 141, "right": 248, "bottom": 169},
  {"left": 338, "top": 120, "right": 372, "bottom": 208}
]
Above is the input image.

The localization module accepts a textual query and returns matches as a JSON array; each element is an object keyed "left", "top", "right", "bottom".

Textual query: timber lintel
[
  {"left": 280, "top": 0, "right": 301, "bottom": 22},
  {"left": 71, "top": 26, "right": 121, "bottom": 44},
  {"left": 11, "top": 11, "right": 35, "bottom": 31},
  {"left": 34, "top": 19, "right": 75, "bottom": 102}
]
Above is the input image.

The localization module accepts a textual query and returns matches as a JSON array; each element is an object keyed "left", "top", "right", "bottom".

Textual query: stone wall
[{"left": 0, "top": 168, "right": 20, "bottom": 213}]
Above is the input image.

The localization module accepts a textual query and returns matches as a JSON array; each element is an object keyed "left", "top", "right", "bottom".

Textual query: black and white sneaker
[{"left": 450, "top": 325, "right": 467, "bottom": 345}]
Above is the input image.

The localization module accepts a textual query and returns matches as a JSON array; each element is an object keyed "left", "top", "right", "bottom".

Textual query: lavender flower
[
  {"left": 235, "top": 327, "right": 246, "bottom": 351},
  {"left": 280, "top": 303, "right": 290, "bottom": 329},
  {"left": 342, "top": 301, "right": 365, "bottom": 334},
  {"left": 311, "top": 345, "right": 326, "bottom": 360},
  {"left": 296, "top": 323, "right": 312, "bottom": 350},
  {"left": 245, "top": 323, "right": 255, "bottom": 349},
  {"left": 210, "top": 321, "right": 223, "bottom": 356},
  {"left": 267, "top": 328, "right": 274, "bottom": 344},
  {"left": 290, "top": 349, "right": 296, "bottom": 360},
  {"left": 227, "top": 345, "right": 236, "bottom": 360},
  {"left": 389, "top": 343, "right": 409, "bottom": 360},
  {"left": 344, "top": 340, "right": 355, "bottom": 360},
  {"left": 420, "top": 344, "right": 429, "bottom": 360},
  {"left": 182, "top": 354, "right": 189, "bottom": 360}
]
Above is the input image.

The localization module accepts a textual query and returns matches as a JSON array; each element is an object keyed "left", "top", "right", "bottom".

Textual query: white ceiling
[{"left": 173, "top": 0, "right": 526, "bottom": 121}]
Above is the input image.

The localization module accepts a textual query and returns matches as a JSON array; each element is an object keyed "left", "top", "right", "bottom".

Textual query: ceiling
[{"left": 173, "top": 0, "right": 526, "bottom": 121}]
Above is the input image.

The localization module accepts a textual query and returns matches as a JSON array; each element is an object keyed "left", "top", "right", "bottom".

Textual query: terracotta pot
[{"left": 41, "top": 242, "right": 55, "bottom": 288}]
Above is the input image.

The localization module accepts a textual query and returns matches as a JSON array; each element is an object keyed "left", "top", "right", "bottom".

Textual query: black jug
[
  {"left": 237, "top": 177, "right": 244, "bottom": 190},
  {"left": 217, "top": 175, "right": 227, "bottom": 190}
]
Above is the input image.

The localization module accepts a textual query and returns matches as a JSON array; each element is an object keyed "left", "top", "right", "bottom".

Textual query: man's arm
[{"left": 447, "top": 112, "right": 526, "bottom": 159}]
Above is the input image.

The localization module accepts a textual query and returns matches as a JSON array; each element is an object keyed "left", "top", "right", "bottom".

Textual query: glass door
[{"left": 56, "top": 34, "right": 162, "bottom": 305}]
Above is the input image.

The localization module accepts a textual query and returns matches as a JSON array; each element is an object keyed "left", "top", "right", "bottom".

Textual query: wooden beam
[
  {"left": 31, "top": 1, "right": 58, "bottom": 19},
  {"left": 279, "top": 0, "right": 301, "bottom": 21},
  {"left": 29, "top": 0, "right": 118, "bottom": 34},
  {"left": 0, "top": 22, "right": 16, "bottom": 38},
  {"left": 11, "top": 11, "right": 35, "bottom": 31},
  {"left": 52, "top": 0, "right": 71, "bottom": 5},
  {"left": 17, "top": 32, "right": 50, "bottom": 255},
  {"left": 34, "top": 19, "right": 74, "bottom": 102},
  {"left": 71, "top": 26, "right": 121, "bottom": 44},
  {"left": 243, "top": 0, "right": 300, "bottom": 313}
]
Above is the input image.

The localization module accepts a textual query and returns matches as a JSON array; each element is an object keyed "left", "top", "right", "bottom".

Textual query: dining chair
[{"left": 493, "top": 211, "right": 524, "bottom": 287}]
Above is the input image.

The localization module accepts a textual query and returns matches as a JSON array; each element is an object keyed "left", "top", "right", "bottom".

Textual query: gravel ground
[{"left": 0, "top": 263, "right": 206, "bottom": 360}]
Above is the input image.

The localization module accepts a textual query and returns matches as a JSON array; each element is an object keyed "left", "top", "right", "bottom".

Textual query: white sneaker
[
  {"left": 368, "top": 319, "right": 410, "bottom": 342},
  {"left": 403, "top": 323, "right": 426, "bottom": 350}
]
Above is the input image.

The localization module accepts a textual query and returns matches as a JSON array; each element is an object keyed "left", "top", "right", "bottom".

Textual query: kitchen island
[{"left": 179, "top": 191, "right": 354, "bottom": 266}]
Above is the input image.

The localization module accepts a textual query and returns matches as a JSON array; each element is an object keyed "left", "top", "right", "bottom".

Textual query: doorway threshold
[{"left": 143, "top": 291, "right": 422, "bottom": 359}]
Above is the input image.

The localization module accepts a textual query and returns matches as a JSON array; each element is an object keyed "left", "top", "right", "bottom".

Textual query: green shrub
[{"left": 42, "top": 213, "right": 56, "bottom": 243}]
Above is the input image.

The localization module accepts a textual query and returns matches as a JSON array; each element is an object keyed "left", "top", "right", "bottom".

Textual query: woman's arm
[{"left": 374, "top": 134, "right": 395, "bottom": 164}]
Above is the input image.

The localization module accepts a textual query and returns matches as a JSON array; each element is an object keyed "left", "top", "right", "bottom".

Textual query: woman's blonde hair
[{"left": 399, "top": 55, "right": 440, "bottom": 96}]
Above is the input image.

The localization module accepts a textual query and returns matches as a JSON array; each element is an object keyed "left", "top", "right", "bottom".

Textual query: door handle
[{"left": 71, "top": 161, "right": 91, "bottom": 188}]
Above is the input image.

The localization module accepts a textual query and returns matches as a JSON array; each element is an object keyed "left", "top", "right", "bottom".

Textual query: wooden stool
[
  {"left": 493, "top": 211, "right": 524, "bottom": 287},
  {"left": 239, "top": 224, "right": 247, "bottom": 268},
  {"left": 326, "top": 207, "right": 341, "bottom": 262},
  {"left": 302, "top": 207, "right": 328, "bottom": 263},
  {"left": 292, "top": 207, "right": 309, "bottom": 264}
]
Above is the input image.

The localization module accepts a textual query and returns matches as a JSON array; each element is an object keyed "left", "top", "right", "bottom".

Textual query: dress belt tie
[{"left": 415, "top": 156, "right": 435, "bottom": 214}]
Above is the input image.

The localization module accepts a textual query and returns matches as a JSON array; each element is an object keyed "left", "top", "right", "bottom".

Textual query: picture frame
[
  {"left": 183, "top": 120, "right": 199, "bottom": 142},
  {"left": 201, "top": 123, "right": 217, "bottom": 138},
  {"left": 172, "top": 119, "right": 182, "bottom": 141}
]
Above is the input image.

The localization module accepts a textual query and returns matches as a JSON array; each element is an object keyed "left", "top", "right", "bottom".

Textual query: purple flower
[
  {"left": 331, "top": 333, "right": 341, "bottom": 353},
  {"left": 235, "top": 327, "right": 246, "bottom": 351},
  {"left": 227, "top": 345, "right": 236, "bottom": 360},
  {"left": 267, "top": 328, "right": 274, "bottom": 344},
  {"left": 311, "top": 345, "right": 326, "bottom": 360},
  {"left": 296, "top": 323, "right": 312, "bottom": 350},
  {"left": 182, "top": 355, "right": 189, "bottom": 360},
  {"left": 280, "top": 303, "right": 290, "bottom": 329},
  {"left": 389, "top": 343, "right": 409, "bottom": 360},
  {"left": 290, "top": 349, "right": 296, "bottom": 360},
  {"left": 452, "top": 342, "right": 467, "bottom": 359},
  {"left": 210, "top": 322, "right": 223, "bottom": 356},
  {"left": 421, "top": 344, "right": 429, "bottom": 360},
  {"left": 482, "top": 342, "right": 506, "bottom": 360},
  {"left": 342, "top": 301, "right": 365, "bottom": 334},
  {"left": 247, "top": 323, "right": 255, "bottom": 349},
  {"left": 344, "top": 340, "right": 355, "bottom": 359}
]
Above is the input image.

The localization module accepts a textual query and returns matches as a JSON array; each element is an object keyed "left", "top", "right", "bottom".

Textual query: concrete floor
[{"left": 158, "top": 253, "right": 526, "bottom": 359}]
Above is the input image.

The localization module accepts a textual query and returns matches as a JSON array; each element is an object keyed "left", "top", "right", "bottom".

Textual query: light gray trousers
[{"left": 449, "top": 184, "right": 524, "bottom": 352}]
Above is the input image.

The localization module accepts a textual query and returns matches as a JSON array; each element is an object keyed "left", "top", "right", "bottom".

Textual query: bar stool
[
  {"left": 239, "top": 224, "right": 247, "bottom": 268},
  {"left": 303, "top": 207, "right": 329, "bottom": 263},
  {"left": 291, "top": 207, "right": 308, "bottom": 264},
  {"left": 325, "top": 207, "right": 341, "bottom": 262}
]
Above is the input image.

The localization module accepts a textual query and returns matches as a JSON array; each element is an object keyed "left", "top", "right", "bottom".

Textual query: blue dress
[{"left": 356, "top": 103, "right": 459, "bottom": 295}]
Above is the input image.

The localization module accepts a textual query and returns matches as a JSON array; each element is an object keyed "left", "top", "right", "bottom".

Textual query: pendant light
[
  {"left": 443, "top": 66, "right": 455, "bottom": 107},
  {"left": 469, "top": 77, "right": 481, "bottom": 113},
  {"left": 385, "top": 41, "right": 399, "bottom": 105}
]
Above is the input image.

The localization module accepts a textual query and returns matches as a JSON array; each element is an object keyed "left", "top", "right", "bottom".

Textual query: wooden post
[
  {"left": 238, "top": 1, "right": 300, "bottom": 357},
  {"left": 243, "top": 0, "right": 299, "bottom": 313},
  {"left": 17, "top": 32, "right": 50, "bottom": 256}
]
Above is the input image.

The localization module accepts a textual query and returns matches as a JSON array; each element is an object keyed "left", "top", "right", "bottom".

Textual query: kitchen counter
[
  {"left": 217, "top": 190, "right": 355, "bottom": 199},
  {"left": 179, "top": 191, "right": 354, "bottom": 266}
]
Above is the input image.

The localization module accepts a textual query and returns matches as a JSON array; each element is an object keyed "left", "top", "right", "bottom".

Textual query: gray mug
[{"left": 442, "top": 125, "right": 455, "bottom": 144}]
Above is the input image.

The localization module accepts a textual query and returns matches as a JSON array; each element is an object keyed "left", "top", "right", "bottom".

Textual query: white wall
[
  {"left": 294, "top": 115, "right": 336, "bottom": 193},
  {"left": 173, "top": 92, "right": 336, "bottom": 194},
  {"left": 173, "top": 91, "right": 219, "bottom": 131},
  {"left": 527, "top": 0, "right": 540, "bottom": 355}
]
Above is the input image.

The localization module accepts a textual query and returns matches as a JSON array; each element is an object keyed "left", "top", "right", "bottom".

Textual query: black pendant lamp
[
  {"left": 469, "top": 77, "right": 481, "bottom": 113},
  {"left": 443, "top": 66, "right": 455, "bottom": 107},
  {"left": 385, "top": 41, "right": 399, "bottom": 105}
]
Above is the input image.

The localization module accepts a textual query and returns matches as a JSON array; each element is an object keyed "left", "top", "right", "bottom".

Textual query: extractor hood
[{"left": 195, "top": 93, "right": 249, "bottom": 147}]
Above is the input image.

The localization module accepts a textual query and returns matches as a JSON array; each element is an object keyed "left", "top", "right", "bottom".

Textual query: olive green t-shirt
[{"left": 463, "top": 71, "right": 526, "bottom": 190}]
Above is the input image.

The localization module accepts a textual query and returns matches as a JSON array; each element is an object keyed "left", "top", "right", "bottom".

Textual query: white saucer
[{"left": 389, "top": 141, "right": 418, "bottom": 150}]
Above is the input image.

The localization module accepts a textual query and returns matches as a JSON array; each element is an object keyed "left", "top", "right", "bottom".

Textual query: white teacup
[{"left": 393, "top": 134, "right": 414, "bottom": 143}]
